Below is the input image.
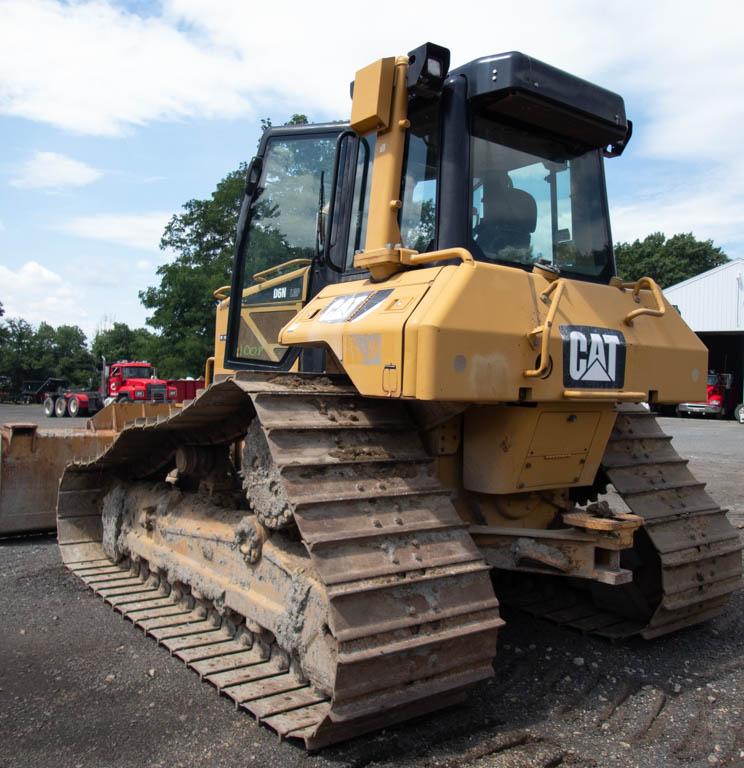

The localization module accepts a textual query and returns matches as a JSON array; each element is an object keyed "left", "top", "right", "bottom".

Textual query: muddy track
[{"left": 55, "top": 374, "right": 502, "bottom": 749}]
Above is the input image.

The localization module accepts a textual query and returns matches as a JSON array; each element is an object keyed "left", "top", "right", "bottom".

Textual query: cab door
[{"left": 225, "top": 126, "right": 342, "bottom": 370}]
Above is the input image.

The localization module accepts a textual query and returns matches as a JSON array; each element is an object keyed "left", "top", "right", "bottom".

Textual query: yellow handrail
[
  {"left": 400, "top": 247, "right": 475, "bottom": 267},
  {"left": 252, "top": 258, "right": 312, "bottom": 284},
  {"left": 611, "top": 276, "right": 666, "bottom": 326},
  {"left": 213, "top": 285, "right": 231, "bottom": 300},
  {"left": 524, "top": 279, "right": 566, "bottom": 378},
  {"left": 204, "top": 357, "right": 215, "bottom": 388},
  {"left": 563, "top": 389, "right": 646, "bottom": 401}
]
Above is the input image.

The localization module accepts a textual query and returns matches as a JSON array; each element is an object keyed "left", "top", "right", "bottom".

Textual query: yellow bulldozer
[{"left": 3, "top": 43, "right": 741, "bottom": 749}]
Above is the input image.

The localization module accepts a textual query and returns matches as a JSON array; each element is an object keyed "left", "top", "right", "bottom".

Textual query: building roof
[{"left": 664, "top": 259, "right": 744, "bottom": 333}]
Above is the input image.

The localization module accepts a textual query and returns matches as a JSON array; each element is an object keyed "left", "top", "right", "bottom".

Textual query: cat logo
[{"left": 560, "top": 325, "right": 626, "bottom": 389}]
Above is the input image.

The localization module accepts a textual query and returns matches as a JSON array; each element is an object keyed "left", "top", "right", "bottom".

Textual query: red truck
[
  {"left": 43, "top": 360, "right": 203, "bottom": 417},
  {"left": 677, "top": 372, "right": 735, "bottom": 419}
]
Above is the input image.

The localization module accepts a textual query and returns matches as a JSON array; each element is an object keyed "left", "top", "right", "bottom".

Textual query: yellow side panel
[
  {"left": 281, "top": 269, "right": 442, "bottom": 397},
  {"left": 463, "top": 403, "right": 617, "bottom": 494},
  {"left": 281, "top": 259, "right": 706, "bottom": 406},
  {"left": 405, "top": 262, "right": 707, "bottom": 404},
  {"left": 213, "top": 299, "right": 230, "bottom": 377}
]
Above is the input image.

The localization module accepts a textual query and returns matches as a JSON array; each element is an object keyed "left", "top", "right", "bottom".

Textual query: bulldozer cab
[{"left": 225, "top": 47, "right": 630, "bottom": 373}]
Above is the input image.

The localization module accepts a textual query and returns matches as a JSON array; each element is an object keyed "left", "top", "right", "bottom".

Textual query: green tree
[
  {"left": 0, "top": 302, "right": 7, "bottom": 349},
  {"left": 260, "top": 113, "right": 308, "bottom": 136},
  {"left": 92, "top": 322, "right": 156, "bottom": 365},
  {"left": 0, "top": 318, "right": 37, "bottom": 391},
  {"left": 0, "top": 319, "right": 94, "bottom": 391},
  {"left": 52, "top": 325, "right": 95, "bottom": 385},
  {"left": 615, "top": 232, "right": 728, "bottom": 288},
  {"left": 139, "top": 165, "right": 246, "bottom": 377}
]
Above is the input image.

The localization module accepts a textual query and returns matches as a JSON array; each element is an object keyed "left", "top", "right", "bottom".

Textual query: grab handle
[
  {"left": 612, "top": 276, "right": 666, "bottom": 326},
  {"left": 524, "top": 279, "right": 566, "bottom": 378}
]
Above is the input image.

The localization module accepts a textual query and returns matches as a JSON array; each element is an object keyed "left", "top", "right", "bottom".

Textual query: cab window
[
  {"left": 345, "top": 102, "right": 440, "bottom": 268},
  {"left": 470, "top": 112, "right": 612, "bottom": 278},
  {"left": 232, "top": 132, "right": 337, "bottom": 365},
  {"left": 400, "top": 101, "right": 439, "bottom": 252},
  {"left": 345, "top": 133, "right": 376, "bottom": 269}
]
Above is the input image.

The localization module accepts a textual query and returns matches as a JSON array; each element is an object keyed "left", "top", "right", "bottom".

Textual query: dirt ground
[{"left": 1, "top": 411, "right": 743, "bottom": 768}]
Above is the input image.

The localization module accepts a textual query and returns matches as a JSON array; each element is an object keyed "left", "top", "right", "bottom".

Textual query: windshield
[
  {"left": 121, "top": 366, "right": 152, "bottom": 379},
  {"left": 470, "top": 112, "right": 612, "bottom": 278}
]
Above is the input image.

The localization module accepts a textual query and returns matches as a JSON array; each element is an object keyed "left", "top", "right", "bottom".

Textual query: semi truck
[{"left": 43, "top": 360, "right": 203, "bottom": 417}]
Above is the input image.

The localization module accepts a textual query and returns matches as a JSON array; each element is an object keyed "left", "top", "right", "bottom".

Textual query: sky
[{"left": 1, "top": 0, "right": 743, "bottom": 339}]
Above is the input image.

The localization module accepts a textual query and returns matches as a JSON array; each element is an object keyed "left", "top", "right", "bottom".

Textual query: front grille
[{"left": 146, "top": 384, "right": 167, "bottom": 402}]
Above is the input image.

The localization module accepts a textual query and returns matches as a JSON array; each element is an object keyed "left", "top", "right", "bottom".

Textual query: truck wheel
[
  {"left": 55, "top": 397, "right": 69, "bottom": 417},
  {"left": 43, "top": 396, "right": 57, "bottom": 417},
  {"left": 735, "top": 404, "right": 744, "bottom": 424},
  {"left": 68, "top": 396, "right": 82, "bottom": 417},
  {"left": 116, "top": 394, "right": 132, "bottom": 403}
]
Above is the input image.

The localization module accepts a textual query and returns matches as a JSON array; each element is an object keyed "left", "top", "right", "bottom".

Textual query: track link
[
  {"left": 497, "top": 405, "right": 742, "bottom": 639},
  {"left": 57, "top": 374, "right": 503, "bottom": 749},
  {"left": 67, "top": 556, "right": 330, "bottom": 733},
  {"left": 603, "top": 405, "right": 742, "bottom": 638}
]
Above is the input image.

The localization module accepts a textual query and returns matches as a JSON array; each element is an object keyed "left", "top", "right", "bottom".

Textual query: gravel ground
[{"left": 1, "top": 412, "right": 743, "bottom": 768}]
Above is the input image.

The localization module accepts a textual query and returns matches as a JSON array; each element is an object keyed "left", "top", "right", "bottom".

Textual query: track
[
  {"left": 56, "top": 374, "right": 502, "bottom": 749},
  {"left": 54, "top": 381, "right": 741, "bottom": 749},
  {"left": 496, "top": 405, "right": 742, "bottom": 639}
]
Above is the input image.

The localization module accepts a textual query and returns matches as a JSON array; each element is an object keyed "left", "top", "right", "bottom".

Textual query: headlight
[
  {"left": 134, "top": 390, "right": 145, "bottom": 398},
  {"left": 167, "top": 389, "right": 178, "bottom": 398}
]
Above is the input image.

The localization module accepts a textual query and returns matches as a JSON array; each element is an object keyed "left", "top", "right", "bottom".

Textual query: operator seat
[{"left": 474, "top": 172, "right": 537, "bottom": 258}]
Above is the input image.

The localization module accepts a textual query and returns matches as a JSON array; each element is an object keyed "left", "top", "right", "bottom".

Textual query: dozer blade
[
  {"left": 0, "top": 403, "right": 178, "bottom": 536},
  {"left": 0, "top": 423, "right": 112, "bottom": 535},
  {"left": 57, "top": 374, "right": 503, "bottom": 749}
]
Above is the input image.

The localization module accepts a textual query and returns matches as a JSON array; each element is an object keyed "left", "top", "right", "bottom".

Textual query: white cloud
[
  {"left": 58, "top": 212, "right": 171, "bottom": 251},
  {"left": 0, "top": 0, "right": 252, "bottom": 135},
  {"left": 611, "top": 167, "right": 744, "bottom": 258},
  {"left": 11, "top": 150, "right": 102, "bottom": 190},
  {"left": 1, "top": 0, "right": 743, "bottom": 254},
  {"left": 0, "top": 0, "right": 634, "bottom": 136},
  {"left": 0, "top": 260, "right": 84, "bottom": 326},
  {"left": 1, "top": 1, "right": 741, "bottom": 159}
]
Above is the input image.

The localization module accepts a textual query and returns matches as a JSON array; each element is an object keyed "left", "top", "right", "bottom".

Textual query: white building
[
  {"left": 664, "top": 258, "right": 744, "bottom": 332},
  {"left": 664, "top": 258, "right": 744, "bottom": 411}
]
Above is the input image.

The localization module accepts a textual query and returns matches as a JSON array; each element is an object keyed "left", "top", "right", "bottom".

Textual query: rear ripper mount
[
  {"left": 58, "top": 374, "right": 503, "bottom": 748},
  {"left": 57, "top": 376, "right": 742, "bottom": 746},
  {"left": 494, "top": 407, "right": 742, "bottom": 639}
]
